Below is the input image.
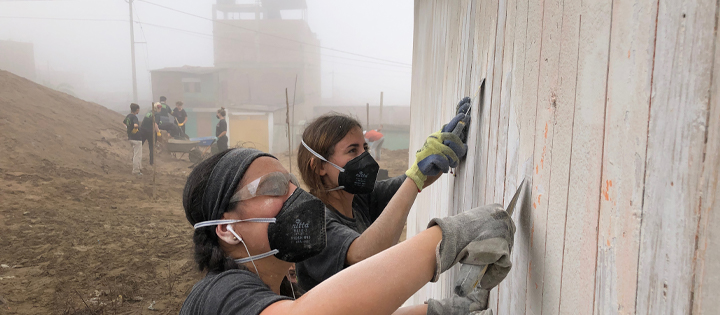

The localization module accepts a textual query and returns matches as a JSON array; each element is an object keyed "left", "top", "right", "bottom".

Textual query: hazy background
[{"left": 0, "top": 0, "right": 413, "bottom": 112}]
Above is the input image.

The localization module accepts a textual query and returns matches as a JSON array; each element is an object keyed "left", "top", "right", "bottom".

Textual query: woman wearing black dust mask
[
  {"left": 180, "top": 148, "right": 516, "bottom": 315},
  {"left": 295, "top": 102, "right": 472, "bottom": 292}
]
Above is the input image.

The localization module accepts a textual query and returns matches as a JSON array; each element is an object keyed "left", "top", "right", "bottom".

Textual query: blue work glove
[
  {"left": 441, "top": 97, "right": 472, "bottom": 159},
  {"left": 405, "top": 130, "right": 463, "bottom": 191}
]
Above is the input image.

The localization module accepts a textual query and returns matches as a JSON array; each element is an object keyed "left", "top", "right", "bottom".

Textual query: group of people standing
[
  {"left": 122, "top": 96, "right": 188, "bottom": 176},
  {"left": 178, "top": 97, "right": 516, "bottom": 315}
]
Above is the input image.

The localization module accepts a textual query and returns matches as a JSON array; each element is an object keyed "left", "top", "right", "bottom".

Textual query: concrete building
[{"left": 150, "top": 0, "right": 320, "bottom": 154}]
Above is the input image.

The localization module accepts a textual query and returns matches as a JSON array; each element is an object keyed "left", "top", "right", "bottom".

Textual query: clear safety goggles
[
  {"left": 192, "top": 172, "right": 299, "bottom": 230},
  {"left": 230, "top": 172, "right": 300, "bottom": 203}
]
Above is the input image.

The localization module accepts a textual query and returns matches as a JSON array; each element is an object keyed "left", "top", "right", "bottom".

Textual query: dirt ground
[{"left": 0, "top": 70, "right": 410, "bottom": 314}]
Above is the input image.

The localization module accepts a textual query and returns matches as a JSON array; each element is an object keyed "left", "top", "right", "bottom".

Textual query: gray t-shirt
[
  {"left": 180, "top": 269, "right": 291, "bottom": 315},
  {"left": 295, "top": 175, "right": 407, "bottom": 291}
]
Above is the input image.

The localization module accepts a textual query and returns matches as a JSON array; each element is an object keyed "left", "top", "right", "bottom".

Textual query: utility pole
[
  {"left": 379, "top": 91, "right": 383, "bottom": 129},
  {"left": 366, "top": 103, "right": 370, "bottom": 129},
  {"left": 286, "top": 88, "right": 292, "bottom": 173},
  {"left": 129, "top": 0, "right": 138, "bottom": 103}
]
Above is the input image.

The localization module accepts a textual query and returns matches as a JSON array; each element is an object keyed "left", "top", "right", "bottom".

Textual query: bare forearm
[
  {"left": 392, "top": 305, "right": 428, "bottom": 315},
  {"left": 346, "top": 178, "right": 418, "bottom": 265},
  {"left": 263, "top": 226, "right": 441, "bottom": 315}
]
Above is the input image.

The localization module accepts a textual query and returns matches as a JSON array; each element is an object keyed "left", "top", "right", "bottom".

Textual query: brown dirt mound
[
  {"left": 0, "top": 70, "right": 132, "bottom": 176},
  {"left": 0, "top": 70, "right": 201, "bottom": 314}
]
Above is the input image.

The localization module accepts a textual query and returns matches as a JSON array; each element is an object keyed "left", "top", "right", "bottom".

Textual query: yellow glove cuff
[{"left": 405, "top": 165, "right": 427, "bottom": 191}]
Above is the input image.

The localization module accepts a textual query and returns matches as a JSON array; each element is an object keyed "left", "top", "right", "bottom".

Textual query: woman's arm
[
  {"left": 262, "top": 226, "right": 441, "bottom": 315},
  {"left": 392, "top": 305, "right": 429, "bottom": 315},
  {"left": 345, "top": 177, "right": 418, "bottom": 265}
]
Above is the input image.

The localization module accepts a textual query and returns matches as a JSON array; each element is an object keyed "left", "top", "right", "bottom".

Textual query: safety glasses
[{"left": 229, "top": 172, "right": 299, "bottom": 203}]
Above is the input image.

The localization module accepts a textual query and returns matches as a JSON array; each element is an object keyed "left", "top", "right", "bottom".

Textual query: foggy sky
[{"left": 0, "top": 0, "right": 413, "bottom": 111}]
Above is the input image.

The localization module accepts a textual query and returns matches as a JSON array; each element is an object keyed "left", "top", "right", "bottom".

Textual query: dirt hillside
[{"left": 0, "top": 70, "right": 201, "bottom": 315}]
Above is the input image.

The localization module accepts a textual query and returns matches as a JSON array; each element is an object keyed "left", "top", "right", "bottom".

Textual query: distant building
[
  {"left": 150, "top": 0, "right": 320, "bottom": 154},
  {"left": 0, "top": 40, "right": 36, "bottom": 81}
]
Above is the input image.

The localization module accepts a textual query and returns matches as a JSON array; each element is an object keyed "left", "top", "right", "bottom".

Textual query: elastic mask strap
[
  {"left": 193, "top": 218, "right": 276, "bottom": 229},
  {"left": 234, "top": 250, "right": 280, "bottom": 264},
  {"left": 301, "top": 139, "right": 345, "bottom": 172},
  {"left": 327, "top": 186, "right": 345, "bottom": 192}
]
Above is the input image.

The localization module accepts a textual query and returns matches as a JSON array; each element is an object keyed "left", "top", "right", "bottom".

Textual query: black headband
[{"left": 200, "top": 148, "right": 274, "bottom": 223}]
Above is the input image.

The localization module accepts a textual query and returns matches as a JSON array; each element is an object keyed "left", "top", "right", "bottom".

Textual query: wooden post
[
  {"left": 366, "top": 103, "right": 370, "bottom": 129},
  {"left": 151, "top": 105, "right": 156, "bottom": 200},
  {"left": 379, "top": 91, "right": 383, "bottom": 129},
  {"left": 285, "top": 88, "right": 292, "bottom": 173},
  {"left": 291, "top": 75, "right": 297, "bottom": 170}
]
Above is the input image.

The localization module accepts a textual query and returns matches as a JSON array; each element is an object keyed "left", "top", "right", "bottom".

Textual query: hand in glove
[
  {"left": 157, "top": 131, "right": 162, "bottom": 137},
  {"left": 178, "top": 122, "right": 184, "bottom": 126},
  {"left": 426, "top": 287, "right": 489, "bottom": 315},
  {"left": 427, "top": 204, "right": 515, "bottom": 285},
  {"left": 441, "top": 97, "right": 472, "bottom": 158},
  {"left": 405, "top": 130, "right": 462, "bottom": 191},
  {"left": 131, "top": 127, "right": 139, "bottom": 134}
]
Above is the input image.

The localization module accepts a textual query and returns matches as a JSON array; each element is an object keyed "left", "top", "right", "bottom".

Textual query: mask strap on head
[
  {"left": 193, "top": 219, "right": 279, "bottom": 276},
  {"left": 193, "top": 218, "right": 276, "bottom": 229},
  {"left": 301, "top": 139, "right": 347, "bottom": 192},
  {"left": 301, "top": 139, "right": 345, "bottom": 172}
]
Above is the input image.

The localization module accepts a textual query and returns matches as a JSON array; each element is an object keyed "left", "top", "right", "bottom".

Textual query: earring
[{"left": 233, "top": 236, "right": 238, "bottom": 240}]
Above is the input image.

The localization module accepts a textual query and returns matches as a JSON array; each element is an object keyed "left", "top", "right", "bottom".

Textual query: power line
[
  {"left": 0, "top": 15, "right": 412, "bottom": 70},
  {"left": 137, "top": 0, "right": 412, "bottom": 67},
  {"left": 0, "top": 16, "right": 125, "bottom": 22},
  {"left": 137, "top": 21, "right": 410, "bottom": 74},
  {"left": 134, "top": 21, "right": 411, "bottom": 72}
]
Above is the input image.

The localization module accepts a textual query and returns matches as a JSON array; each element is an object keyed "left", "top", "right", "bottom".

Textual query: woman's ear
[
  {"left": 216, "top": 224, "right": 240, "bottom": 245},
  {"left": 311, "top": 157, "right": 327, "bottom": 176}
]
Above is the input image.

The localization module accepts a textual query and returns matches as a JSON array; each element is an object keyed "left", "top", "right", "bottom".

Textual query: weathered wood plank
[
  {"left": 499, "top": 0, "right": 533, "bottom": 313},
  {"left": 472, "top": 0, "right": 499, "bottom": 210},
  {"left": 406, "top": 1, "right": 445, "bottom": 303},
  {"left": 692, "top": 15, "right": 720, "bottom": 312},
  {"left": 518, "top": 0, "right": 545, "bottom": 311},
  {"left": 485, "top": 0, "right": 508, "bottom": 206},
  {"left": 487, "top": 0, "right": 509, "bottom": 311},
  {"left": 556, "top": 0, "right": 612, "bottom": 314},
  {"left": 525, "top": 0, "right": 559, "bottom": 312},
  {"left": 636, "top": 0, "right": 717, "bottom": 313},
  {"left": 593, "top": 0, "right": 658, "bottom": 313},
  {"left": 541, "top": 0, "right": 581, "bottom": 313},
  {"left": 496, "top": 0, "right": 520, "bottom": 310}
]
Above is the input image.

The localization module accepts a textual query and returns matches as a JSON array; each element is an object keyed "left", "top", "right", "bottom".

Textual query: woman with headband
[
  {"left": 294, "top": 98, "right": 473, "bottom": 292},
  {"left": 180, "top": 148, "right": 514, "bottom": 315}
]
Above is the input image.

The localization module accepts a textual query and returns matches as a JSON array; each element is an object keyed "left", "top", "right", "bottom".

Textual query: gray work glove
[
  {"left": 427, "top": 204, "right": 515, "bottom": 287},
  {"left": 426, "top": 288, "right": 489, "bottom": 315}
]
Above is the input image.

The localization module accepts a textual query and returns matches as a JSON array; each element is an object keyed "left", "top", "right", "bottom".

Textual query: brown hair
[
  {"left": 176, "top": 101, "right": 184, "bottom": 106},
  {"left": 130, "top": 103, "right": 139, "bottom": 112},
  {"left": 297, "top": 113, "right": 362, "bottom": 203},
  {"left": 218, "top": 107, "right": 226, "bottom": 117}
]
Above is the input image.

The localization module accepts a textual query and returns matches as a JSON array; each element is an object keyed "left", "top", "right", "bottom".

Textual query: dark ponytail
[{"left": 183, "top": 149, "right": 246, "bottom": 273}]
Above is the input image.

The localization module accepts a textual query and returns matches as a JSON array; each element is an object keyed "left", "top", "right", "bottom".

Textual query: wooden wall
[{"left": 407, "top": 1, "right": 720, "bottom": 314}]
